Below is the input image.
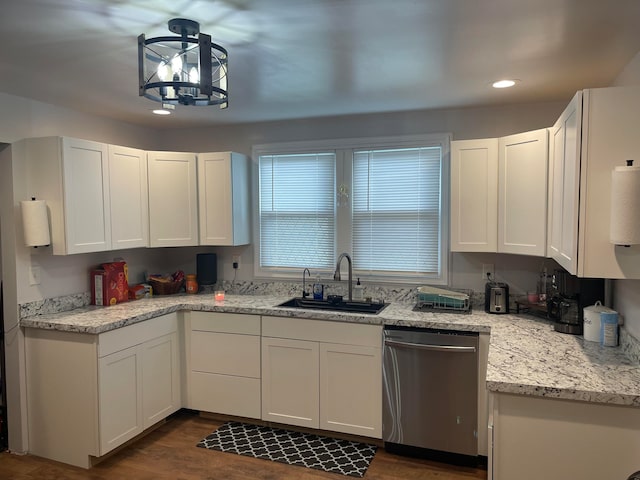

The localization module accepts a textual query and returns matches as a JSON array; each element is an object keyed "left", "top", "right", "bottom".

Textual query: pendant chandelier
[{"left": 138, "top": 18, "right": 228, "bottom": 112}]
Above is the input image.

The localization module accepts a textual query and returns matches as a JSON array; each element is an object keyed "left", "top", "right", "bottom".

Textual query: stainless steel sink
[{"left": 277, "top": 297, "right": 388, "bottom": 314}]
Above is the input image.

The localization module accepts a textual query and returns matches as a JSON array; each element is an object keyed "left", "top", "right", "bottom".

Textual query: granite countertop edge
[{"left": 20, "top": 294, "right": 640, "bottom": 408}]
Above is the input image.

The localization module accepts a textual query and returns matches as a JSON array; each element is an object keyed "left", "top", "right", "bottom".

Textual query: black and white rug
[{"left": 197, "top": 421, "right": 377, "bottom": 478}]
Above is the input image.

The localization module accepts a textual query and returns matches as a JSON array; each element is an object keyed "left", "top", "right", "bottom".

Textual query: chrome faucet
[
  {"left": 333, "top": 253, "right": 353, "bottom": 301},
  {"left": 302, "top": 268, "right": 311, "bottom": 298}
]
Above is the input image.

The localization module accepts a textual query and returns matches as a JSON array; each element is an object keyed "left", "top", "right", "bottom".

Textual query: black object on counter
[{"left": 196, "top": 253, "right": 217, "bottom": 286}]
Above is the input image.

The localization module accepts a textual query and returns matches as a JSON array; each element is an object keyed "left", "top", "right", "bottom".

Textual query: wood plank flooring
[{"left": 0, "top": 410, "right": 487, "bottom": 479}]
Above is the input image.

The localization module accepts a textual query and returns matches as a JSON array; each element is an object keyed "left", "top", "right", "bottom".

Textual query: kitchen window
[{"left": 254, "top": 134, "right": 450, "bottom": 284}]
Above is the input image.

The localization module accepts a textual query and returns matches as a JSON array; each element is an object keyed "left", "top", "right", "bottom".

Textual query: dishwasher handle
[{"left": 384, "top": 338, "right": 477, "bottom": 353}]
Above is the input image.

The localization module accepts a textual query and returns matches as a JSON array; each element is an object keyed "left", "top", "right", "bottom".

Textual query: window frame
[{"left": 252, "top": 133, "right": 451, "bottom": 285}]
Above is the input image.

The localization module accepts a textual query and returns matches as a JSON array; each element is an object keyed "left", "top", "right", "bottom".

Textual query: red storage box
[{"left": 91, "top": 261, "right": 128, "bottom": 306}]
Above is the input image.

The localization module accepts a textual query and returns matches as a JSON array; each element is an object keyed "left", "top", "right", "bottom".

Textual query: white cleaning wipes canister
[{"left": 600, "top": 311, "right": 619, "bottom": 347}]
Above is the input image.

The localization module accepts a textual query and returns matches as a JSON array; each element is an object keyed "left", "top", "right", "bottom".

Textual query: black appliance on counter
[
  {"left": 547, "top": 270, "right": 604, "bottom": 335},
  {"left": 196, "top": 253, "right": 217, "bottom": 287}
]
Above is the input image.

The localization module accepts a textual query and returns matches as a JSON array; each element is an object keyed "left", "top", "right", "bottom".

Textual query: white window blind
[
  {"left": 259, "top": 153, "right": 336, "bottom": 270},
  {"left": 352, "top": 147, "right": 442, "bottom": 275}
]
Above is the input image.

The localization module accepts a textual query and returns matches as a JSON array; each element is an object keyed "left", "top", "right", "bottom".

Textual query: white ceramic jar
[{"left": 583, "top": 301, "right": 615, "bottom": 342}]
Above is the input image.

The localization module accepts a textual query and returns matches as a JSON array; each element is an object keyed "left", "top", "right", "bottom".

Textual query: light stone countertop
[{"left": 20, "top": 293, "right": 640, "bottom": 408}]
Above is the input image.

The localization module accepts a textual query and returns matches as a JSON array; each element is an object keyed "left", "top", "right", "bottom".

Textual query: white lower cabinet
[
  {"left": 319, "top": 343, "right": 381, "bottom": 437},
  {"left": 262, "top": 337, "right": 320, "bottom": 428},
  {"left": 261, "top": 316, "right": 382, "bottom": 438},
  {"left": 141, "top": 332, "right": 181, "bottom": 428},
  {"left": 98, "top": 331, "right": 180, "bottom": 453},
  {"left": 490, "top": 392, "right": 640, "bottom": 480},
  {"left": 25, "top": 313, "right": 181, "bottom": 468},
  {"left": 187, "top": 312, "right": 261, "bottom": 419},
  {"left": 98, "top": 344, "right": 143, "bottom": 454}
]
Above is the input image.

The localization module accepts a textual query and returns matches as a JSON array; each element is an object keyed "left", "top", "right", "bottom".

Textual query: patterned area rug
[{"left": 197, "top": 421, "right": 377, "bottom": 478}]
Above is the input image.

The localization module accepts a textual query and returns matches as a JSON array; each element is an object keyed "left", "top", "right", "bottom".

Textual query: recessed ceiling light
[
  {"left": 152, "top": 109, "right": 172, "bottom": 115},
  {"left": 492, "top": 79, "right": 517, "bottom": 89}
]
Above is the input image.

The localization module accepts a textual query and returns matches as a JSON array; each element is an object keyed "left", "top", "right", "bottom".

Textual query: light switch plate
[{"left": 29, "top": 265, "right": 41, "bottom": 285}]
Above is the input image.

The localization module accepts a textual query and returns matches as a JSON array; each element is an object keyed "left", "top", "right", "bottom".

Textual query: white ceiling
[{"left": 0, "top": 0, "right": 639, "bottom": 128}]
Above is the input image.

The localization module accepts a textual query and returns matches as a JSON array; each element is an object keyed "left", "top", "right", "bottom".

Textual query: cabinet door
[
  {"left": 141, "top": 332, "right": 180, "bottom": 429},
  {"left": 98, "top": 345, "right": 143, "bottom": 455},
  {"left": 498, "top": 129, "right": 549, "bottom": 256},
  {"left": 261, "top": 337, "right": 319, "bottom": 428},
  {"left": 61, "top": 138, "right": 111, "bottom": 254},
  {"left": 198, "top": 152, "right": 250, "bottom": 246},
  {"left": 189, "top": 328, "right": 261, "bottom": 418},
  {"left": 108, "top": 145, "right": 149, "bottom": 249},
  {"left": 578, "top": 86, "right": 640, "bottom": 278},
  {"left": 492, "top": 393, "right": 640, "bottom": 480},
  {"left": 319, "top": 343, "right": 382, "bottom": 438},
  {"left": 147, "top": 151, "right": 198, "bottom": 247},
  {"left": 547, "top": 91, "right": 582, "bottom": 274},
  {"left": 450, "top": 139, "right": 499, "bottom": 252}
]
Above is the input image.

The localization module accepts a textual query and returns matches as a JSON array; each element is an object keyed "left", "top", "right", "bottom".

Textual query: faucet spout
[
  {"left": 334, "top": 253, "right": 353, "bottom": 301},
  {"left": 302, "top": 268, "right": 311, "bottom": 298}
]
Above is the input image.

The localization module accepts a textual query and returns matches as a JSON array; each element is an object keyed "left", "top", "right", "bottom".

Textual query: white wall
[
  {"left": 0, "top": 93, "right": 168, "bottom": 454},
  {"left": 0, "top": 62, "right": 632, "bottom": 454},
  {"left": 156, "top": 100, "right": 567, "bottom": 293},
  {"left": 158, "top": 101, "right": 566, "bottom": 154},
  {"left": 0, "top": 92, "right": 158, "bottom": 148},
  {"left": 4, "top": 95, "right": 567, "bottom": 301}
]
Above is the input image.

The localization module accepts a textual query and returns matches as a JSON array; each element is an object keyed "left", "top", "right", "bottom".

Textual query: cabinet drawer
[
  {"left": 98, "top": 313, "right": 178, "bottom": 357},
  {"left": 191, "top": 311, "right": 260, "bottom": 335},
  {"left": 190, "top": 372, "right": 261, "bottom": 419},
  {"left": 262, "top": 316, "right": 382, "bottom": 347},
  {"left": 191, "top": 331, "right": 260, "bottom": 377}
]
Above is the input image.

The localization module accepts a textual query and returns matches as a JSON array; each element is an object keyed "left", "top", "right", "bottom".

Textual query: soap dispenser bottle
[
  {"left": 353, "top": 278, "right": 364, "bottom": 301},
  {"left": 313, "top": 275, "right": 324, "bottom": 300}
]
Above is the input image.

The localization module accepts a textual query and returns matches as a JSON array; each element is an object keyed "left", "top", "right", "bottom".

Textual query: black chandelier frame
[{"left": 138, "top": 18, "right": 228, "bottom": 109}]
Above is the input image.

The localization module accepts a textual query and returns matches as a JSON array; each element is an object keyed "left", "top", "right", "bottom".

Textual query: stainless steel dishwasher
[{"left": 382, "top": 326, "right": 479, "bottom": 462}]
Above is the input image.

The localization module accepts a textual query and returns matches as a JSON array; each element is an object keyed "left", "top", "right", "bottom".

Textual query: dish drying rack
[{"left": 414, "top": 286, "right": 473, "bottom": 313}]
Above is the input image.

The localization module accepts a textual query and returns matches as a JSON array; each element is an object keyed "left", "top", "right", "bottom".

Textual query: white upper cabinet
[
  {"left": 197, "top": 152, "right": 250, "bottom": 246},
  {"left": 451, "top": 139, "right": 499, "bottom": 252},
  {"left": 577, "top": 87, "right": 640, "bottom": 278},
  {"left": 498, "top": 129, "right": 549, "bottom": 256},
  {"left": 547, "top": 91, "right": 582, "bottom": 273},
  {"left": 147, "top": 151, "right": 198, "bottom": 247},
  {"left": 450, "top": 130, "right": 548, "bottom": 257},
  {"left": 547, "top": 86, "right": 640, "bottom": 278},
  {"left": 24, "top": 137, "right": 111, "bottom": 255},
  {"left": 108, "top": 145, "right": 149, "bottom": 250}
]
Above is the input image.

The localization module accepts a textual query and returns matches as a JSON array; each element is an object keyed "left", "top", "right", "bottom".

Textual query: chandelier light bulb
[
  {"left": 189, "top": 66, "right": 199, "bottom": 84},
  {"left": 171, "top": 54, "right": 183, "bottom": 76},
  {"left": 157, "top": 62, "right": 170, "bottom": 81}
]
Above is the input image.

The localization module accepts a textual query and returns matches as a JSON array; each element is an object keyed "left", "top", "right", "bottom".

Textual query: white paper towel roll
[
  {"left": 21, "top": 199, "right": 51, "bottom": 247},
  {"left": 610, "top": 162, "right": 640, "bottom": 245}
]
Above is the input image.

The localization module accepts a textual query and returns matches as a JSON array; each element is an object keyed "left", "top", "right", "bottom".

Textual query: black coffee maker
[{"left": 547, "top": 269, "right": 604, "bottom": 334}]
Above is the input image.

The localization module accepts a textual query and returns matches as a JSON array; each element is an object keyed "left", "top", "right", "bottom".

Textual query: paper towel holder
[
  {"left": 610, "top": 159, "right": 638, "bottom": 247},
  {"left": 21, "top": 196, "right": 51, "bottom": 248}
]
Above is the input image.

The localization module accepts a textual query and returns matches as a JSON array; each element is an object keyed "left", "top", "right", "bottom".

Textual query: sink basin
[{"left": 277, "top": 297, "right": 388, "bottom": 315}]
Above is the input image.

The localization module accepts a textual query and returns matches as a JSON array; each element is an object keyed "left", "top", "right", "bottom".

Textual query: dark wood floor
[{"left": 0, "top": 410, "right": 487, "bottom": 479}]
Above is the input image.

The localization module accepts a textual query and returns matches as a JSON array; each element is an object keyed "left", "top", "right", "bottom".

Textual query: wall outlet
[
  {"left": 232, "top": 255, "right": 241, "bottom": 269},
  {"left": 482, "top": 263, "right": 494, "bottom": 281}
]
